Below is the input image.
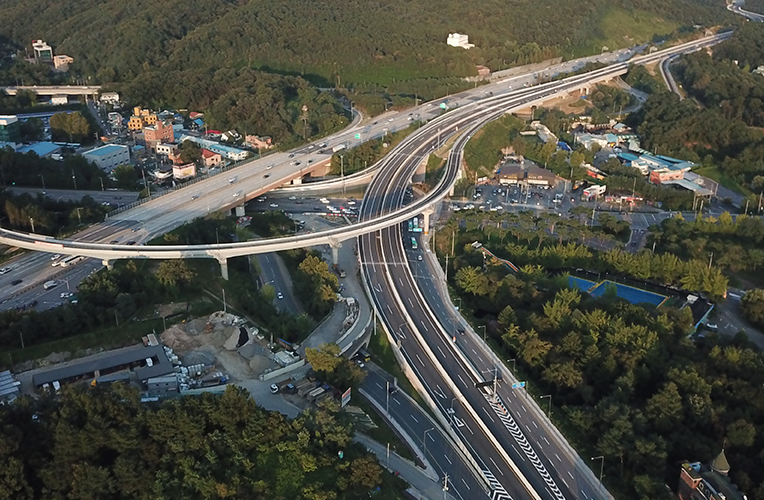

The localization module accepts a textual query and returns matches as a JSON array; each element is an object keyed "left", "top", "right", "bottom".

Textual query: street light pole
[
  {"left": 507, "top": 358, "right": 516, "bottom": 372},
  {"left": 39, "top": 174, "right": 45, "bottom": 190},
  {"left": 386, "top": 380, "right": 390, "bottom": 416},
  {"left": 478, "top": 325, "right": 486, "bottom": 341},
  {"left": 592, "top": 456, "right": 604, "bottom": 482},
  {"left": 450, "top": 397, "right": 458, "bottom": 427},
  {"left": 540, "top": 394, "right": 552, "bottom": 417}
]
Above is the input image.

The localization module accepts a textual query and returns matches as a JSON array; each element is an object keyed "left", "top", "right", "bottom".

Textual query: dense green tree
[
  {"left": 741, "top": 289, "right": 764, "bottom": 328},
  {"left": 49, "top": 111, "right": 91, "bottom": 143}
]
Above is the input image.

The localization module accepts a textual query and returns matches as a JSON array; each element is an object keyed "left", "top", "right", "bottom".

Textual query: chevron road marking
[
  {"left": 484, "top": 470, "right": 512, "bottom": 500},
  {"left": 484, "top": 394, "right": 566, "bottom": 500}
]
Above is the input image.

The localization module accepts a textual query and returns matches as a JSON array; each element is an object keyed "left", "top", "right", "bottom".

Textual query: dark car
[
  {"left": 126, "top": 240, "right": 137, "bottom": 245},
  {"left": 457, "top": 328, "right": 466, "bottom": 336},
  {"left": 11, "top": 279, "right": 22, "bottom": 285}
]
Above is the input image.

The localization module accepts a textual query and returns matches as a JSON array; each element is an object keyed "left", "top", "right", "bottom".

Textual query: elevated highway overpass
[
  {"left": 1, "top": 85, "right": 102, "bottom": 97},
  {"left": 0, "top": 32, "right": 730, "bottom": 282}
]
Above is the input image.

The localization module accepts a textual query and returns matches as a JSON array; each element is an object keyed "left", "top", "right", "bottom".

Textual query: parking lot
[{"left": 452, "top": 181, "right": 574, "bottom": 214}]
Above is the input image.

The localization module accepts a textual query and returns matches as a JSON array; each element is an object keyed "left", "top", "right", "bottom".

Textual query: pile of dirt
[
  {"left": 181, "top": 351, "right": 216, "bottom": 366},
  {"left": 161, "top": 325, "right": 196, "bottom": 351},
  {"left": 185, "top": 318, "right": 209, "bottom": 335},
  {"left": 248, "top": 355, "right": 273, "bottom": 374}
]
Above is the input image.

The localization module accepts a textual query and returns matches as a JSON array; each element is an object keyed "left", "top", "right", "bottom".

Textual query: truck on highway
[
  {"left": 43, "top": 280, "right": 58, "bottom": 290},
  {"left": 332, "top": 144, "right": 346, "bottom": 153}
]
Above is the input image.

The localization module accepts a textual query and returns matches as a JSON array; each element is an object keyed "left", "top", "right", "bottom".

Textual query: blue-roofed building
[
  {"left": 82, "top": 144, "right": 130, "bottom": 172},
  {"left": 16, "top": 142, "right": 61, "bottom": 158},
  {"left": 557, "top": 141, "right": 572, "bottom": 152},
  {"left": 179, "top": 135, "right": 249, "bottom": 161},
  {"left": 194, "top": 118, "right": 204, "bottom": 127}
]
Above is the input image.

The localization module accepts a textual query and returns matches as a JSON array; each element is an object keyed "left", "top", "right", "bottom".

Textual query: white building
[
  {"left": 447, "top": 33, "right": 474, "bottom": 49},
  {"left": 32, "top": 40, "right": 52, "bottom": 62},
  {"left": 50, "top": 95, "right": 68, "bottom": 105},
  {"left": 100, "top": 92, "right": 120, "bottom": 105},
  {"left": 82, "top": 144, "right": 130, "bottom": 172},
  {"left": 155, "top": 143, "right": 178, "bottom": 156}
]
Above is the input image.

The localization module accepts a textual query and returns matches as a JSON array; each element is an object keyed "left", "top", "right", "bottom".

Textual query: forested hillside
[{"left": 0, "top": 0, "right": 729, "bottom": 88}]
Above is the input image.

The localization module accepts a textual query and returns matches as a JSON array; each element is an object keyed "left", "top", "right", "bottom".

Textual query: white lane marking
[
  {"left": 568, "top": 471, "right": 574, "bottom": 479},
  {"left": 562, "top": 478, "right": 569, "bottom": 489},
  {"left": 436, "top": 345, "right": 446, "bottom": 358},
  {"left": 481, "top": 406, "right": 495, "bottom": 422},
  {"left": 375, "top": 383, "right": 383, "bottom": 389},
  {"left": 416, "top": 354, "right": 425, "bottom": 367},
  {"left": 394, "top": 398, "right": 401, "bottom": 405},
  {"left": 444, "top": 454, "right": 452, "bottom": 465},
  {"left": 457, "top": 374, "right": 467, "bottom": 386},
  {"left": 522, "top": 405, "right": 527, "bottom": 412},
  {"left": 408, "top": 297, "right": 414, "bottom": 308},
  {"left": 411, "top": 414, "right": 419, "bottom": 423},
  {"left": 525, "top": 424, "right": 531, "bottom": 433},
  {"left": 398, "top": 278, "right": 404, "bottom": 286},
  {"left": 386, "top": 304, "right": 392, "bottom": 314},
  {"left": 555, "top": 453, "right": 561, "bottom": 462},
  {"left": 471, "top": 349, "right": 477, "bottom": 355},
  {"left": 581, "top": 490, "right": 589, "bottom": 499},
  {"left": 461, "top": 478, "right": 471, "bottom": 490},
  {"left": 532, "top": 421, "right": 538, "bottom": 429},
  {"left": 427, "top": 432, "right": 435, "bottom": 442},
  {"left": 420, "top": 320, "right": 429, "bottom": 332},
  {"left": 511, "top": 444, "right": 525, "bottom": 461},
  {"left": 543, "top": 436, "right": 549, "bottom": 445},
  {"left": 489, "top": 457, "right": 504, "bottom": 476}
]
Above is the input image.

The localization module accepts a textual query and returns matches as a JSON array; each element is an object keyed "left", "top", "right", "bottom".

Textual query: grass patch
[
  {"left": 7, "top": 318, "right": 165, "bottom": 368},
  {"left": 354, "top": 395, "right": 416, "bottom": 463},
  {"left": 693, "top": 165, "right": 753, "bottom": 197}
]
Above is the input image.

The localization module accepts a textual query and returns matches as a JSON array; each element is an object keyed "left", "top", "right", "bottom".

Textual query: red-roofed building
[
  {"left": 189, "top": 112, "right": 204, "bottom": 119},
  {"left": 201, "top": 148, "right": 222, "bottom": 168}
]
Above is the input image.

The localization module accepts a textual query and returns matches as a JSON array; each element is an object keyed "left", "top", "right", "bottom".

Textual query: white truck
[
  {"left": 44, "top": 280, "right": 58, "bottom": 290},
  {"left": 332, "top": 144, "right": 346, "bottom": 153}
]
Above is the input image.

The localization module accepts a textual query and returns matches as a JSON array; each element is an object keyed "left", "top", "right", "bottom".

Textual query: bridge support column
[
  {"left": 234, "top": 205, "right": 246, "bottom": 217},
  {"left": 102, "top": 259, "right": 114, "bottom": 270},
  {"left": 330, "top": 241, "right": 342, "bottom": 266},
  {"left": 422, "top": 207, "right": 435, "bottom": 235},
  {"left": 218, "top": 258, "right": 229, "bottom": 281}
]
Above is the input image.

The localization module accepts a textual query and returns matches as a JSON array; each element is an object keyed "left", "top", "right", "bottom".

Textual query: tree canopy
[{"left": 0, "top": 384, "right": 391, "bottom": 500}]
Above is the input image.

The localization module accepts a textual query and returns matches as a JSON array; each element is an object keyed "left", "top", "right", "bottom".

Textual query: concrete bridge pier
[
  {"left": 329, "top": 240, "right": 342, "bottom": 266},
  {"left": 102, "top": 259, "right": 114, "bottom": 270},
  {"left": 422, "top": 207, "right": 435, "bottom": 235},
  {"left": 218, "top": 257, "right": 229, "bottom": 280}
]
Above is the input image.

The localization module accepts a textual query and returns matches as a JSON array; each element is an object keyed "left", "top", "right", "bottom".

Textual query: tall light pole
[
  {"left": 478, "top": 325, "right": 486, "bottom": 341},
  {"left": 507, "top": 358, "right": 516, "bottom": 372},
  {"left": 540, "top": 394, "right": 552, "bottom": 417},
  {"left": 423, "top": 428, "right": 434, "bottom": 460},
  {"left": 39, "top": 174, "right": 45, "bottom": 190},
  {"left": 450, "top": 397, "right": 459, "bottom": 427},
  {"left": 592, "top": 456, "right": 604, "bottom": 482},
  {"left": 386, "top": 380, "right": 390, "bottom": 416}
]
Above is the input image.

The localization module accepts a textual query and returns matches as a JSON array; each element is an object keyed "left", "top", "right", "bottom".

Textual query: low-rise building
[
  {"left": 678, "top": 451, "right": 746, "bottom": 500},
  {"left": 179, "top": 135, "right": 249, "bottom": 161},
  {"left": 0, "top": 115, "right": 21, "bottom": 144},
  {"left": 155, "top": 143, "right": 178, "bottom": 157},
  {"left": 447, "top": 33, "right": 474, "bottom": 49},
  {"left": 496, "top": 162, "right": 557, "bottom": 187},
  {"left": 16, "top": 142, "right": 61, "bottom": 158},
  {"left": 201, "top": 148, "right": 222, "bottom": 168},
  {"left": 51, "top": 95, "right": 68, "bottom": 105},
  {"left": 82, "top": 144, "right": 130, "bottom": 172},
  {"left": 100, "top": 92, "right": 120, "bottom": 105},
  {"left": 144, "top": 120, "right": 174, "bottom": 148},
  {"left": 649, "top": 168, "right": 684, "bottom": 184},
  {"left": 173, "top": 163, "right": 197, "bottom": 180},
  {"left": 32, "top": 40, "right": 53, "bottom": 62},
  {"left": 128, "top": 106, "right": 158, "bottom": 131},
  {"left": 583, "top": 184, "right": 606, "bottom": 199},
  {"left": 53, "top": 55, "right": 74, "bottom": 72},
  {"left": 245, "top": 134, "right": 273, "bottom": 150}
]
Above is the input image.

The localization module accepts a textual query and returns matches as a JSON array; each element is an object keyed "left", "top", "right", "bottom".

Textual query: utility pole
[
  {"left": 442, "top": 474, "right": 449, "bottom": 500},
  {"left": 386, "top": 380, "right": 390, "bottom": 415},
  {"left": 72, "top": 171, "right": 77, "bottom": 190},
  {"left": 222, "top": 288, "right": 227, "bottom": 313},
  {"left": 493, "top": 367, "right": 499, "bottom": 402},
  {"left": 29, "top": 218, "right": 35, "bottom": 233},
  {"left": 540, "top": 394, "right": 552, "bottom": 417}
]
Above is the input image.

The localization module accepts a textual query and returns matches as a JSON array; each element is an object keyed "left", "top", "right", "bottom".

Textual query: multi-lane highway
[{"left": 0, "top": 29, "right": 738, "bottom": 497}]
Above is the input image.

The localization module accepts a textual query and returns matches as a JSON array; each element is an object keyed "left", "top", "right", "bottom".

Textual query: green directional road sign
[{"left": 354, "top": 133, "right": 361, "bottom": 139}]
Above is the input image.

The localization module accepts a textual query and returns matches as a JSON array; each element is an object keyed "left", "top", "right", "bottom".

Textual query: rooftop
[
  {"left": 32, "top": 344, "right": 173, "bottom": 386},
  {"left": 83, "top": 144, "right": 129, "bottom": 157},
  {"left": 16, "top": 142, "right": 60, "bottom": 157}
]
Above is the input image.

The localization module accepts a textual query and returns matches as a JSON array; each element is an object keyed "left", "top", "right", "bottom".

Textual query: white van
[{"left": 43, "top": 280, "right": 58, "bottom": 290}]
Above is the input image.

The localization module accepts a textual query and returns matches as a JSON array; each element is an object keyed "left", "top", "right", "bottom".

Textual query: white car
[
  {"left": 277, "top": 292, "right": 284, "bottom": 299},
  {"left": 270, "top": 383, "right": 279, "bottom": 394},
  {"left": 270, "top": 203, "right": 279, "bottom": 208},
  {"left": 266, "top": 165, "right": 273, "bottom": 170},
  {"left": 50, "top": 254, "right": 60, "bottom": 261},
  {"left": 320, "top": 198, "right": 330, "bottom": 204},
  {"left": 355, "top": 359, "right": 365, "bottom": 368},
  {"left": 228, "top": 177, "right": 237, "bottom": 183},
  {"left": 288, "top": 196, "right": 297, "bottom": 200},
  {"left": 0, "top": 267, "right": 10, "bottom": 275}
]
